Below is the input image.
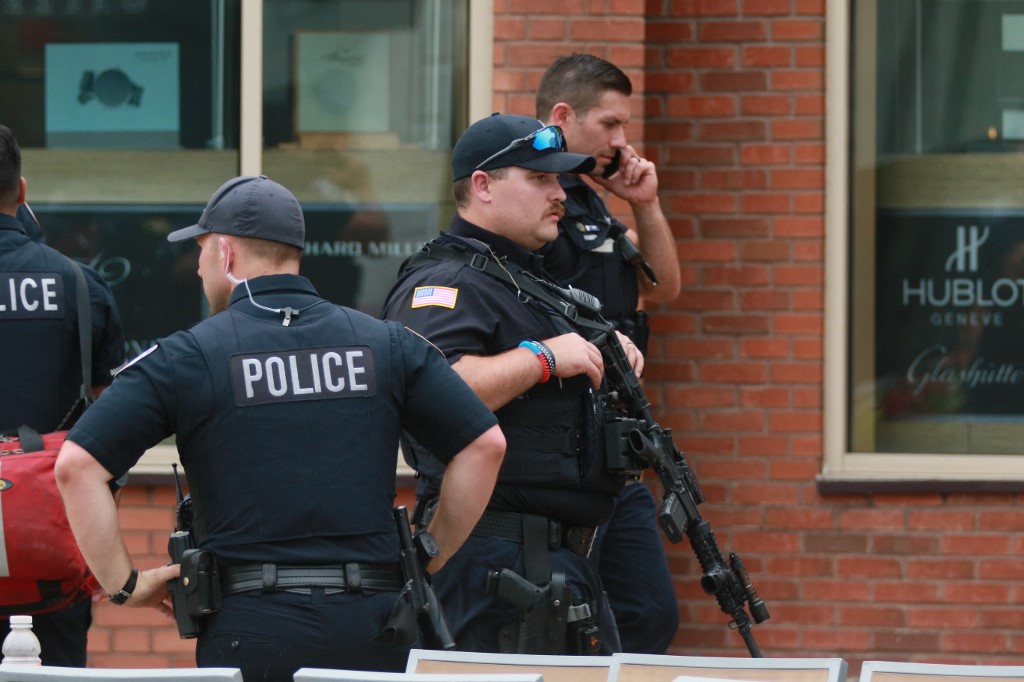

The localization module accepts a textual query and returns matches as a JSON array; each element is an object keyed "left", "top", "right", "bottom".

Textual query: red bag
[{"left": 0, "top": 428, "right": 98, "bottom": 615}]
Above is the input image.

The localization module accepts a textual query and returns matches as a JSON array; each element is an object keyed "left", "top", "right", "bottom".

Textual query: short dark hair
[
  {"left": 535, "top": 53, "right": 633, "bottom": 119},
  {"left": 0, "top": 125, "right": 22, "bottom": 207},
  {"left": 453, "top": 168, "right": 508, "bottom": 209}
]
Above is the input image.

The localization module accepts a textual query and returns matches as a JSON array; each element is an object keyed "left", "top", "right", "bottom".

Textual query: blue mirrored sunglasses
[{"left": 474, "top": 125, "right": 567, "bottom": 171}]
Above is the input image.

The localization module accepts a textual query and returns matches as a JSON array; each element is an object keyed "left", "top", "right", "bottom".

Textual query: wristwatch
[{"left": 109, "top": 566, "right": 139, "bottom": 605}]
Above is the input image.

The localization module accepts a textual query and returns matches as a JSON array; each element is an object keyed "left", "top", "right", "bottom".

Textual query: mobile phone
[{"left": 601, "top": 149, "right": 622, "bottom": 179}]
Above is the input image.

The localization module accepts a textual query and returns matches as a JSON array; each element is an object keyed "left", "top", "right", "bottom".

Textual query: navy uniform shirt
[
  {"left": 381, "top": 216, "right": 617, "bottom": 527},
  {"left": 69, "top": 274, "right": 497, "bottom": 565},
  {"left": 538, "top": 175, "right": 640, "bottom": 331},
  {"left": 0, "top": 212, "right": 125, "bottom": 432}
]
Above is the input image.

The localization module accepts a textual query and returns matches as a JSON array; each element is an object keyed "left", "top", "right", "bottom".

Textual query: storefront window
[
  {"left": 0, "top": 0, "right": 242, "bottom": 354},
  {"left": 825, "top": 0, "right": 1024, "bottom": 483},
  {"left": 261, "top": 0, "right": 467, "bottom": 316}
]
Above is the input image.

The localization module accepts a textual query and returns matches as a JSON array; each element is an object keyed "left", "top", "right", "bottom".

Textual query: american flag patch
[{"left": 411, "top": 286, "right": 458, "bottom": 309}]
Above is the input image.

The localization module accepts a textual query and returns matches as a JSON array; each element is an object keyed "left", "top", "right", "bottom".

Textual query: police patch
[
  {"left": 0, "top": 271, "right": 65, "bottom": 319},
  {"left": 411, "top": 286, "right": 458, "bottom": 309},
  {"left": 230, "top": 346, "right": 377, "bottom": 406}
]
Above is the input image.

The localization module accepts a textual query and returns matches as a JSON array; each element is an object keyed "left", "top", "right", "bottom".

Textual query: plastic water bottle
[{"left": 1, "top": 615, "right": 41, "bottom": 665}]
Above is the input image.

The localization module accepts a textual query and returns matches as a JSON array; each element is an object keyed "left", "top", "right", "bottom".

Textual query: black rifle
[
  {"left": 597, "top": 324, "right": 769, "bottom": 654},
  {"left": 533, "top": 278, "right": 771, "bottom": 657},
  {"left": 394, "top": 506, "right": 455, "bottom": 650}
]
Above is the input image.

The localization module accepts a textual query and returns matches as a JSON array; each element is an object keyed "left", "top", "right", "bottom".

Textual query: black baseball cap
[
  {"left": 167, "top": 175, "right": 305, "bottom": 249},
  {"left": 451, "top": 113, "right": 595, "bottom": 180}
]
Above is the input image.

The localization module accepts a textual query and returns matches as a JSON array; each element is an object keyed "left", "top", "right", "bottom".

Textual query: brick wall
[{"left": 82, "top": 1, "right": 1024, "bottom": 676}]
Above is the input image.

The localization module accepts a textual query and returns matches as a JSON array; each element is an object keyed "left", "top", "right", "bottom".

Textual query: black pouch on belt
[{"left": 180, "top": 548, "right": 222, "bottom": 617}]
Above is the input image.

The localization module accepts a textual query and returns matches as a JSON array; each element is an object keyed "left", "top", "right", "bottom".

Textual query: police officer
[
  {"left": 54, "top": 175, "right": 505, "bottom": 681},
  {"left": 535, "top": 54, "right": 682, "bottom": 655},
  {"left": 381, "top": 113, "right": 645, "bottom": 654},
  {"left": 0, "top": 124, "right": 126, "bottom": 667}
]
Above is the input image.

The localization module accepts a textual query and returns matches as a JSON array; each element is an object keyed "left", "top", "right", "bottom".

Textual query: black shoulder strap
[
  {"left": 409, "top": 242, "right": 615, "bottom": 340},
  {"left": 70, "top": 260, "right": 93, "bottom": 398}
]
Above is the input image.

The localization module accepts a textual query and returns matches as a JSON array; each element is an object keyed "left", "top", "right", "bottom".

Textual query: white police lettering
[
  {"left": 0, "top": 272, "right": 65, "bottom": 319},
  {"left": 231, "top": 346, "right": 377, "bottom": 406}
]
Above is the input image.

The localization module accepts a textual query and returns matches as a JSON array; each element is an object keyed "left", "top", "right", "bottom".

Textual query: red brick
[
  {"left": 775, "top": 217, "right": 824, "bottom": 238},
  {"left": 741, "top": 94, "right": 792, "bottom": 116},
  {"left": 740, "top": 339, "right": 789, "bottom": 359},
  {"left": 943, "top": 630, "right": 1013, "bottom": 654},
  {"left": 699, "top": 20, "right": 769, "bottom": 41},
  {"left": 702, "top": 71, "right": 768, "bottom": 92},
  {"left": 796, "top": 0, "right": 825, "bottom": 13},
  {"left": 741, "top": 193, "right": 791, "bottom": 213},
  {"left": 906, "top": 559, "right": 975, "bottom": 580},
  {"left": 646, "top": 21, "right": 697, "bottom": 42},
  {"left": 494, "top": 17, "right": 528, "bottom": 40},
  {"left": 668, "top": 337, "right": 735, "bottom": 358},
  {"left": 700, "top": 362, "right": 769, "bottom": 383},
  {"left": 742, "top": 45, "right": 792, "bottom": 67},
  {"left": 701, "top": 169, "right": 768, "bottom": 189},
  {"left": 703, "top": 314, "right": 772, "bottom": 334},
  {"left": 678, "top": 290, "right": 735, "bottom": 310},
  {"left": 944, "top": 584, "right": 1013, "bottom": 606},
  {"left": 667, "top": 385, "right": 737, "bottom": 407},
  {"left": 840, "top": 606, "right": 906, "bottom": 627},
  {"left": 671, "top": 193, "right": 738, "bottom": 213},
  {"left": 571, "top": 18, "right": 645, "bottom": 41},
  {"left": 740, "top": 240, "right": 788, "bottom": 261},
  {"left": 790, "top": 189, "right": 823, "bottom": 210},
  {"left": 667, "top": 95, "right": 737, "bottom": 117},
  {"left": 702, "top": 264, "right": 772, "bottom": 285},
  {"left": 740, "top": 143, "right": 792, "bottom": 165},
  {"left": 875, "top": 581, "right": 941, "bottom": 603},
  {"left": 668, "top": 143, "right": 736, "bottom": 164},
  {"left": 772, "top": 168, "right": 824, "bottom": 189},
  {"left": 700, "top": 120, "right": 767, "bottom": 141},
  {"left": 772, "top": 70, "right": 825, "bottom": 92},
  {"left": 771, "top": 18, "right": 824, "bottom": 40},
  {"left": 770, "top": 459, "right": 820, "bottom": 480},
  {"left": 796, "top": 44, "right": 826, "bottom": 66},
  {"left": 744, "top": 0, "right": 792, "bottom": 14},
  {"left": 769, "top": 410, "right": 820, "bottom": 432},
  {"left": 740, "top": 289, "right": 789, "bottom": 310},
  {"left": 941, "top": 534, "right": 1011, "bottom": 555},
  {"left": 739, "top": 435, "right": 790, "bottom": 455},
  {"left": 668, "top": 46, "right": 736, "bottom": 68},
  {"left": 508, "top": 0, "right": 587, "bottom": 13},
  {"left": 775, "top": 263, "right": 823, "bottom": 285},
  {"left": 700, "top": 410, "right": 766, "bottom": 432},
  {"left": 672, "top": 0, "right": 741, "bottom": 17},
  {"left": 648, "top": 72, "right": 698, "bottom": 93},
  {"left": 774, "top": 313, "right": 823, "bottom": 334},
  {"left": 732, "top": 483, "right": 801, "bottom": 504},
  {"left": 795, "top": 93, "right": 825, "bottom": 115},
  {"left": 836, "top": 556, "right": 902, "bottom": 578},
  {"left": 526, "top": 18, "right": 568, "bottom": 40}
]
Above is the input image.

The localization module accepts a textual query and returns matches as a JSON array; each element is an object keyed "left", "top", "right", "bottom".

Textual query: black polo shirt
[{"left": 69, "top": 274, "right": 497, "bottom": 564}]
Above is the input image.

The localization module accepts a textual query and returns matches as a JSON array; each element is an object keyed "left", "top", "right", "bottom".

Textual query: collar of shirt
[
  {"left": 226, "top": 273, "right": 320, "bottom": 310},
  {"left": 446, "top": 214, "right": 546, "bottom": 274},
  {"left": 0, "top": 212, "right": 27, "bottom": 236}
]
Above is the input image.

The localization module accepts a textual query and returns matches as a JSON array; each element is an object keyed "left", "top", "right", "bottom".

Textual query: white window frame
[{"left": 821, "top": 0, "right": 1024, "bottom": 488}]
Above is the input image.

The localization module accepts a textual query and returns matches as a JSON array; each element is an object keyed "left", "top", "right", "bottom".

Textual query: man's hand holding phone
[{"left": 594, "top": 145, "right": 658, "bottom": 206}]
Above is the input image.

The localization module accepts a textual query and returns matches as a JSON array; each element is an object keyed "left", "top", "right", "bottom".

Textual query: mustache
[{"left": 549, "top": 203, "right": 566, "bottom": 218}]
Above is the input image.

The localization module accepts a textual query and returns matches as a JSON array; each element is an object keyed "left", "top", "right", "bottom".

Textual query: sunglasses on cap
[{"left": 474, "top": 125, "right": 567, "bottom": 171}]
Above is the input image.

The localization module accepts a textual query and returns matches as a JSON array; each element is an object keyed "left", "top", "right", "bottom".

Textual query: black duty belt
[
  {"left": 472, "top": 509, "right": 597, "bottom": 558},
  {"left": 221, "top": 563, "right": 404, "bottom": 596}
]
